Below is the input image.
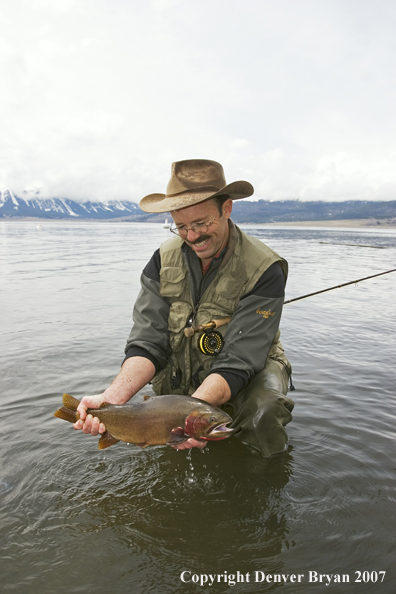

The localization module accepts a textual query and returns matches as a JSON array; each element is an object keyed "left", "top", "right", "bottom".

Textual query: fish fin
[
  {"left": 62, "top": 393, "right": 80, "bottom": 410},
  {"left": 143, "top": 394, "right": 151, "bottom": 401},
  {"left": 98, "top": 431, "right": 120, "bottom": 450},
  {"left": 99, "top": 402, "right": 111, "bottom": 408},
  {"left": 167, "top": 427, "right": 188, "bottom": 445},
  {"left": 135, "top": 442, "right": 150, "bottom": 448},
  {"left": 54, "top": 406, "right": 77, "bottom": 424}
]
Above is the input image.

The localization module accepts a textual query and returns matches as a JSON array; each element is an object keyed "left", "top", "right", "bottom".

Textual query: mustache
[{"left": 188, "top": 235, "right": 210, "bottom": 245}]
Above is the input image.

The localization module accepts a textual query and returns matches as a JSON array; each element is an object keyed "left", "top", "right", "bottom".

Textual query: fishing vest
[{"left": 151, "top": 225, "right": 288, "bottom": 396}]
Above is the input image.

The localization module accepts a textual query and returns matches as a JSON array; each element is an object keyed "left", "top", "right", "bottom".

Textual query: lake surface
[{"left": 1, "top": 221, "right": 395, "bottom": 594}]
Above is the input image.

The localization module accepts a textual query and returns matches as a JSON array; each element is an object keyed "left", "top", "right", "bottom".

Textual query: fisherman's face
[{"left": 171, "top": 198, "right": 233, "bottom": 263}]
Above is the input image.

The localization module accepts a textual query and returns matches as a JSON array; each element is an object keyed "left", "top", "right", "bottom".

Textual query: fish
[{"left": 54, "top": 393, "right": 234, "bottom": 450}]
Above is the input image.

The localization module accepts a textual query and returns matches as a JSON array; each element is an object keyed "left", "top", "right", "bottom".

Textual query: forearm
[
  {"left": 103, "top": 357, "right": 156, "bottom": 404},
  {"left": 192, "top": 373, "right": 231, "bottom": 406},
  {"left": 74, "top": 356, "right": 156, "bottom": 434}
]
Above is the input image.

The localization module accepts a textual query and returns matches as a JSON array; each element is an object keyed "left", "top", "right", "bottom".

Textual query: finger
[
  {"left": 81, "top": 414, "right": 94, "bottom": 434},
  {"left": 172, "top": 439, "right": 206, "bottom": 450},
  {"left": 170, "top": 441, "right": 190, "bottom": 450},
  {"left": 183, "top": 438, "right": 206, "bottom": 449},
  {"left": 90, "top": 416, "right": 101, "bottom": 436},
  {"left": 98, "top": 423, "right": 106, "bottom": 434},
  {"left": 73, "top": 419, "right": 84, "bottom": 430},
  {"left": 190, "top": 439, "right": 206, "bottom": 449},
  {"left": 77, "top": 404, "right": 88, "bottom": 420},
  {"left": 77, "top": 395, "right": 102, "bottom": 420}
]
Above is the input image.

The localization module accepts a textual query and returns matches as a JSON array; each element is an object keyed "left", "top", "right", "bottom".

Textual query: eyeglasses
[{"left": 170, "top": 215, "right": 218, "bottom": 237}]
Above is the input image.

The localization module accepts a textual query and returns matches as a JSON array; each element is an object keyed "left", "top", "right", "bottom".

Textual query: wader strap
[{"left": 268, "top": 356, "right": 295, "bottom": 391}]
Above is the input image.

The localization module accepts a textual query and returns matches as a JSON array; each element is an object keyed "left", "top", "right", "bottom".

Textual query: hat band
[{"left": 166, "top": 186, "right": 220, "bottom": 198}]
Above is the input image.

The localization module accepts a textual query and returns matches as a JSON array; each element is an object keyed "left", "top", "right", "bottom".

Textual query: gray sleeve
[
  {"left": 124, "top": 272, "right": 171, "bottom": 370},
  {"left": 209, "top": 294, "right": 284, "bottom": 379},
  {"left": 207, "top": 262, "right": 285, "bottom": 397}
]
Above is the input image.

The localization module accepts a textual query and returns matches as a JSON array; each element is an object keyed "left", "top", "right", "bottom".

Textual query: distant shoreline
[
  {"left": 261, "top": 218, "right": 396, "bottom": 228},
  {"left": 1, "top": 217, "right": 396, "bottom": 228}
]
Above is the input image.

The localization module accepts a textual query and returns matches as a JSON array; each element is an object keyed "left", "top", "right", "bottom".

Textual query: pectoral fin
[
  {"left": 98, "top": 431, "right": 120, "bottom": 450},
  {"left": 167, "top": 427, "right": 188, "bottom": 445}
]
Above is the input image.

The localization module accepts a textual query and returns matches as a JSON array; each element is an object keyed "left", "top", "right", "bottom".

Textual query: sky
[{"left": 1, "top": 0, "right": 395, "bottom": 203}]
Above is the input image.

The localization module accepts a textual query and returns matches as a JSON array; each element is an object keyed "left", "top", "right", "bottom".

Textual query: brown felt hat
[{"left": 139, "top": 159, "right": 254, "bottom": 213}]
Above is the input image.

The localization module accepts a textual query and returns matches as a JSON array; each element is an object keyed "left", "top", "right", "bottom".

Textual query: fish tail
[
  {"left": 62, "top": 393, "right": 80, "bottom": 410},
  {"left": 54, "top": 406, "right": 79, "bottom": 424}
]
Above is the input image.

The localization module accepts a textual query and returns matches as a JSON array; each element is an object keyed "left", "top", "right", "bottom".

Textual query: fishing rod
[
  {"left": 284, "top": 268, "right": 396, "bottom": 305},
  {"left": 183, "top": 269, "right": 395, "bottom": 355}
]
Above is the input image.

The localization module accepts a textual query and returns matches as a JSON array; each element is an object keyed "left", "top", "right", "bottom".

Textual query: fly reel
[{"left": 197, "top": 330, "right": 224, "bottom": 356}]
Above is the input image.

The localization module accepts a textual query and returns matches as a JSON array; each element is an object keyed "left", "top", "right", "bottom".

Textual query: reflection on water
[{"left": 0, "top": 221, "right": 395, "bottom": 593}]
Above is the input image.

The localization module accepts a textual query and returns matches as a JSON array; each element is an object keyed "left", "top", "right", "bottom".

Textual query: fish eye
[{"left": 209, "top": 416, "right": 217, "bottom": 422}]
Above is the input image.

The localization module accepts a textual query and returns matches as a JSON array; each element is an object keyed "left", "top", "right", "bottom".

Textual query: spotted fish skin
[{"left": 54, "top": 393, "right": 234, "bottom": 449}]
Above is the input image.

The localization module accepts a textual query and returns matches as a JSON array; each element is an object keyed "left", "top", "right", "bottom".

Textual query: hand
[
  {"left": 171, "top": 438, "right": 207, "bottom": 451},
  {"left": 73, "top": 394, "right": 107, "bottom": 436}
]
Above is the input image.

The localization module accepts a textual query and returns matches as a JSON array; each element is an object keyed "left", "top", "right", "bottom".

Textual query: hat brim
[{"left": 139, "top": 180, "right": 254, "bottom": 213}]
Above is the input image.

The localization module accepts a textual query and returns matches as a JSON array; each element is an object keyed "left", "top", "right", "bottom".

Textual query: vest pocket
[
  {"left": 167, "top": 301, "right": 191, "bottom": 334},
  {"left": 160, "top": 267, "right": 186, "bottom": 297}
]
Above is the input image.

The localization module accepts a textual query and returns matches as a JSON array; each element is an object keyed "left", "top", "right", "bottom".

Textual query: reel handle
[{"left": 184, "top": 317, "right": 232, "bottom": 338}]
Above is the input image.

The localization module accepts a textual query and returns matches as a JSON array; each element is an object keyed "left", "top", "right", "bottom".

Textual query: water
[{"left": 1, "top": 221, "right": 395, "bottom": 594}]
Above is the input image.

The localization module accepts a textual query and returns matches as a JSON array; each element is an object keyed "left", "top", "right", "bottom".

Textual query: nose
[{"left": 186, "top": 228, "right": 201, "bottom": 242}]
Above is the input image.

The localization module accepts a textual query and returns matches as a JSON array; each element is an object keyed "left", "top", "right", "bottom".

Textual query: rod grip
[{"left": 183, "top": 317, "right": 232, "bottom": 337}]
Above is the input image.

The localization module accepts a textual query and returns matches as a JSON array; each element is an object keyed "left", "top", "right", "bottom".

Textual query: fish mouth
[
  {"left": 204, "top": 423, "right": 234, "bottom": 440},
  {"left": 212, "top": 423, "right": 234, "bottom": 434}
]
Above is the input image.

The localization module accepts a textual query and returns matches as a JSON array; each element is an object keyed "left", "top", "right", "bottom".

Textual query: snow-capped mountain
[
  {"left": 0, "top": 189, "right": 141, "bottom": 220},
  {"left": 1, "top": 188, "right": 394, "bottom": 223}
]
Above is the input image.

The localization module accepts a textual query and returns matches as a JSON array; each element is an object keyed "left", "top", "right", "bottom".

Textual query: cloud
[{"left": 1, "top": 0, "right": 396, "bottom": 202}]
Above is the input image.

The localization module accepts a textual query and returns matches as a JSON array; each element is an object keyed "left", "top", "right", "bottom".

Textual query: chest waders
[{"left": 151, "top": 225, "right": 295, "bottom": 457}]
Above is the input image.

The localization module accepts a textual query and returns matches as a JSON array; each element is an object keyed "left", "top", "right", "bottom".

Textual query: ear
[{"left": 223, "top": 198, "right": 233, "bottom": 220}]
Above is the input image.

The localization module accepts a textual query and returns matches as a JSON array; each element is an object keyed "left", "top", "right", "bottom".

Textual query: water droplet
[{"left": 0, "top": 480, "right": 12, "bottom": 493}]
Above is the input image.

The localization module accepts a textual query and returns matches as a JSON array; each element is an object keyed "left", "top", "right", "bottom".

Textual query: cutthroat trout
[{"left": 54, "top": 393, "right": 234, "bottom": 449}]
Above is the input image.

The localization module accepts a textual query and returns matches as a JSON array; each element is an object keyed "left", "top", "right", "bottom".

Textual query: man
[{"left": 74, "top": 159, "right": 294, "bottom": 457}]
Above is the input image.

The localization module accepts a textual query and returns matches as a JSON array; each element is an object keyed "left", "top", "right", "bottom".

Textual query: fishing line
[{"left": 284, "top": 268, "right": 396, "bottom": 305}]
